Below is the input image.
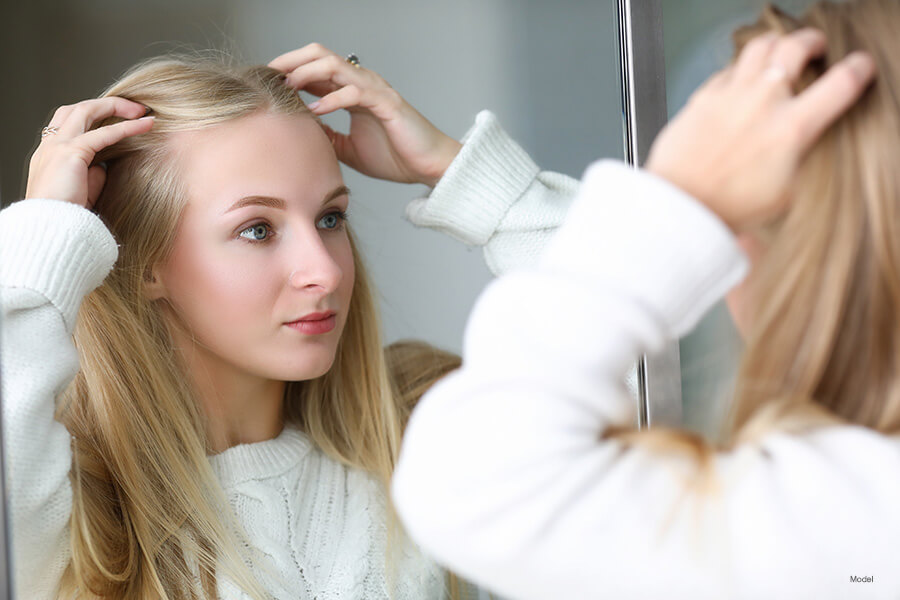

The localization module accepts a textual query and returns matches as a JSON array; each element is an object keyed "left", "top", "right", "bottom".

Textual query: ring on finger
[
  {"left": 345, "top": 53, "right": 361, "bottom": 68},
  {"left": 41, "top": 126, "right": 60, "bottom": 139}
]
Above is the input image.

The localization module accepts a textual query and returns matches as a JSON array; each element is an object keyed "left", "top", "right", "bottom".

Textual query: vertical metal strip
[
  {"left": 0, "top": 187, "right": 14, "bottom": 598},
  {"left": 615, "top": 0, "right": 683, "bottom": 429}
]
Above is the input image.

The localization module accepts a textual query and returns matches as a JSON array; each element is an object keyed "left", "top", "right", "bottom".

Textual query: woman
[
  {"left": 393, "top": 2, "right": 899, "bottom": 599},
  {"left": 0, "top": 45, "right": 575, "bottom": 599}
]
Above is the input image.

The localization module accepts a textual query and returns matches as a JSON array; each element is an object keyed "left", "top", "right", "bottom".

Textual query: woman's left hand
[{"left": 268, "top": 43, "right": 462, "bottom": 187}]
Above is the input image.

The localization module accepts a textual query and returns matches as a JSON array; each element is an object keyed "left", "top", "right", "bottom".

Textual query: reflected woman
[
  {"left": 394, "top": 1, "right": 900, "bottom": 599},
  {"left": 0, "top": 44, "right": 576, "bottom": 598}
]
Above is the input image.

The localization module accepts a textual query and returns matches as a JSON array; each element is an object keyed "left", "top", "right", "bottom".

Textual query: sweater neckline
[{"left": 207, "top": 422, "right": 313, "bottom": 487}]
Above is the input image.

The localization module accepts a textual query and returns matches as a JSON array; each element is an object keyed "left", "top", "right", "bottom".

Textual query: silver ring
[
  {"left": 345, "top": 53, "right": 361, "bottom": 68},
  {"left": 41, "top": 126, "right": 60, "bottom": 139}
]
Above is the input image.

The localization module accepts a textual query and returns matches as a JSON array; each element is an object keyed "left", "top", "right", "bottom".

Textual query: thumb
[
  {"left": 319, "top": 123, "right": 360, "bottom": 170},
  {"left": 86, "top": 164, "right": 107, "bottom": 210}
]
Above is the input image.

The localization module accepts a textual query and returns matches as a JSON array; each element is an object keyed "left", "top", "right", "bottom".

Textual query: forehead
[{"left": 170, "top": 111, "right": 342, "bottom": 212}]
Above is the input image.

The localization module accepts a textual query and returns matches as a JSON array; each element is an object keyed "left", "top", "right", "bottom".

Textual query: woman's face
[{"left": 150, "top": 110, "right": 354, "bottom": 382}]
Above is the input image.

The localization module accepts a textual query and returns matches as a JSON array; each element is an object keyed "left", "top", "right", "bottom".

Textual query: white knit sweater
[
  {"left": 393, "top": 160, "right": 900, "bottom": 600},
  {"left": 0, "top": 110, "right": 575, "bottom": 599}
]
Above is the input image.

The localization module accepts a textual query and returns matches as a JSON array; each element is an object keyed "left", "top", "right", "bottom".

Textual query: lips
[
  {"left": 284, "top": 310, "right": 337, "bottom": 335},
  {"left": 289, "top": 310, "right": 336, "bottom": 323}
]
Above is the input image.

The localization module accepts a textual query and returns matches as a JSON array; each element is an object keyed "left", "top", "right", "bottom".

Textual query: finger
[
  {"left": 301, "top": 80, "right": 342, "bottom": 99},
  {"left": 309, "top": 84, "right": 401, "bottom": 121},
  {"left": 86, "top": 164, "right": 107, "bottom": 210},
  {"left": 732, "top": 32, "right": 780, "bottom": 82},
  {"left": 319, "top": 123, "right": 338, "bottom": 144},
  {"left": 321, "top": 124, "right": 362, "bottom": 170},
  {"left": 309, "top": 84, "right": 364, "bottom": 115},
  {"left": 56, "top": 97, "right": 148, "bottom": 139},
  {"left": 46, "top": 104, "right": 77, "bottom": 130},
  {"left": 78, "top": 115, "right": 156, "bottom": 154},
  {"left": 767, "top": 28, "right": 827, "bottom": 81},
  {"left": 268, "top": 42, "right": 338, "bottom": 73},
  {"left": 284, "top": 54, "right": 372, "bottom": 92},
  {"left": 789, "top": 51, "right": 877, "bottom": 150}
]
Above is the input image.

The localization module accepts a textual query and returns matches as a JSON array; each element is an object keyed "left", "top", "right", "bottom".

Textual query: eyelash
[{"left": 237, "top": 210, "right": 349, "bottom": 245}]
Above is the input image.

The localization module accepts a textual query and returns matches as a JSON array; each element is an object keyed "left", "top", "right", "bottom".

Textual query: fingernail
[
  {"left": 138, "top": 115, "right": 155, "bottom": 122},
  {"left": 847, "top": 52, "right": 875, "bottom": 80},
  {"left": 308, "top": 101, "right": 320, "bottom": 111},
  {"left": 143, "top": 104, "right": 153, "bottom": 116}
]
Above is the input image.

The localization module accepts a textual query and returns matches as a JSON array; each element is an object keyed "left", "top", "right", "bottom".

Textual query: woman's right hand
[
  {"left": 645, "top": 28, "right": 876, "bottom": 232},
  {"left": 25, "top": 97, "right": 155, "bottom": 210}
]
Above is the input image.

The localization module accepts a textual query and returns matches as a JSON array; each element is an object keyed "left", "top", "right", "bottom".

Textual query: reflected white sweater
[
  {"left": 0, "top": 111, "right": 576, "bottom": 599},
  {"left": 393, "top": 160, "right": 900, "bottom": 600}
]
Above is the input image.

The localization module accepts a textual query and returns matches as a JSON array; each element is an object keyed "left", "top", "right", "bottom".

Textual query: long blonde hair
[
  {"left": 608, "top": 0, "right": 900, "bottom": 473},
  {"left": 57, "top": 54, "right": 461, "bottom": 599}
]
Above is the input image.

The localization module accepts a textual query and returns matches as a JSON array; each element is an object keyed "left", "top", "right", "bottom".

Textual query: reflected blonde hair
[
  {"left": 607, "top": 0, "right": 900, "bottom": 481},
  {"left": 384, "top": 340, "right": 462, "bottom": 431},
  {"left": 56, "top": 54, "right": 462, "bottom": 598}
]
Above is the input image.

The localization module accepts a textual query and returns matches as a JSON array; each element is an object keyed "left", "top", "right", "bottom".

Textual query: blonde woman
[
  {"left": 0, "top": 43, "right": 576, "bottom": 599},
  {"left": 393, "top": 1, "right": 900, "bottom": 599}
]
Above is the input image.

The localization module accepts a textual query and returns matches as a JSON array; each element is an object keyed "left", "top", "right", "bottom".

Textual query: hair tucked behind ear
[
  {"left": 603, "top": 0, "right": 900, "bottom": 488},
  {"left": 56, "top": 52, "right": 465, "bottom": 599}
]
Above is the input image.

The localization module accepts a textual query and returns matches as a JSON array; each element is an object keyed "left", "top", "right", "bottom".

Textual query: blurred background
[
  {"left": 0, "top": 0, "right": 624, "bottom": 360},
  {"left": 0, "top": 0, "right": 830, "bottom": 474}
]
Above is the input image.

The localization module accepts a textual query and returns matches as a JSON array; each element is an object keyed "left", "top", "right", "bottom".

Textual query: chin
[{"left": 270, "top": 350, "right": 337, "bottom": 382}]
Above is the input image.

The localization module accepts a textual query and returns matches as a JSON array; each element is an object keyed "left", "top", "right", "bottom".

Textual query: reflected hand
[
  {"left": 268, "top": 43, "right": 461, "bottom": 187},
  {"left": 26, "top": 98, "right": 154, "bottom": 209},
  {"left": 645, "top": 28, "right": 876, "bottom": 232}
]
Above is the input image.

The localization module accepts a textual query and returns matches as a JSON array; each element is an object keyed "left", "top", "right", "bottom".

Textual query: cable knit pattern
[
  {"left": 207, "top": 426, "right": 444, "bottom": 599},
  {"left": 0, "top": 112, "right": 576, "bottom": 599}
]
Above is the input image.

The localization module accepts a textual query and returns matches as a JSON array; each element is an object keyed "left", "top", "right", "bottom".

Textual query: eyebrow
[{"left": 223, "top": 185, "right": 350, "bottom": 214}]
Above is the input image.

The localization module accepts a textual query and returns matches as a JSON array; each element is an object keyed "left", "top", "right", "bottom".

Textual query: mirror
[
  {"left": 661, "top": 0, "right": 763, "bottom": 441},
  {"left": 0, "top": 1, "right": 630, "bottom": 598}
]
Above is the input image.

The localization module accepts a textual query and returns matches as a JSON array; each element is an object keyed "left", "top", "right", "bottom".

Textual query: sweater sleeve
[
  {"left": 405, "top": 110, "right": 577, "bottom": 276},
  {"left": 0, "top": 199, "right": 119, "bottom": 599},
  {"left": 392, "top": 161, "right": 900, "bottom": 600}
]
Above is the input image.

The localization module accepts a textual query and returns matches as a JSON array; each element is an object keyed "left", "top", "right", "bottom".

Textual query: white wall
[{"left": 0, "top": 0, "right": 625, "bottom": 355}]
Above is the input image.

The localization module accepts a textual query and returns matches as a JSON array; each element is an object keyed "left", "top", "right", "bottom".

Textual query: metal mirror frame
[
  {"left": 615, "top": 0, "right": 683, "bottom": 429},
  {"left": 0, "top": 199, "right": 13, "bottom": 597}
]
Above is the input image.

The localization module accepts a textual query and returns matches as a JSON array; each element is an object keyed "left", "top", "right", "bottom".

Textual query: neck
[{"left": 170, "top": 330, "right": 286, "bottom": 454}]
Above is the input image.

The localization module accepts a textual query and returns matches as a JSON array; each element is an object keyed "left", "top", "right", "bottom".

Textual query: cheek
[
  {"left": 163, "top": 240, "right": 280, "bottom": 328},
  {"left": 337, "top": 238, "right": 356, "bottom": 306}
]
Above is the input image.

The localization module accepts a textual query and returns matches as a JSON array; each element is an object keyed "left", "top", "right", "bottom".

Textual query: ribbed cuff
[
  {"left": 0, "top": 199, "right": 119, "bottom": 332},
  {"left": 405, "top": 110, "right": 540, "bottom": 246},
  {"left": 538, "top": 160, "right": 749, "bottom": 337}
]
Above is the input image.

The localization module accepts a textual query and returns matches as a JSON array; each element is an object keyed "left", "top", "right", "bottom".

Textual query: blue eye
[
  {"left": 239, "top": 223, "right": 272, "bottom": 243},
  {"left": 318, "top": 210, "right": 348, "bottom": 231}
]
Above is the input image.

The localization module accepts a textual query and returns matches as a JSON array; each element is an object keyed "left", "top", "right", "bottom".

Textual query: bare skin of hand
[
  {"left": 645, "top": 28, "right": 877, "bottom": 232},
  {"left": 26, "top": 97, "right": 155, "bottom": 209},
  {"left": 269, "top": 43, "right": 461, "bottom": 188}
]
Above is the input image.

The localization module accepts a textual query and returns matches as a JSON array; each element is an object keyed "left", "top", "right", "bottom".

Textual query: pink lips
[{"left": 285, "top": 311, "right": 337, "bottom": 335}]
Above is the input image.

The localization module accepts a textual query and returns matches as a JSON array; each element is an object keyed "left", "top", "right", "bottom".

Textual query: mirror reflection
[{"left": 0, "top": 2, "right": 626, "bottom": 598}]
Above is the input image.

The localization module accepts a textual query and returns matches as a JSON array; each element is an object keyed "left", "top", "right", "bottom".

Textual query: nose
[{"left": 286, "top": 233, "right": 345, "bottom": 294}]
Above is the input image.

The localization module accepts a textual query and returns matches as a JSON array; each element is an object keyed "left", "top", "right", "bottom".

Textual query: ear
[{"left": 143, "top": 266, "right": 167, "bottom": 301}]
